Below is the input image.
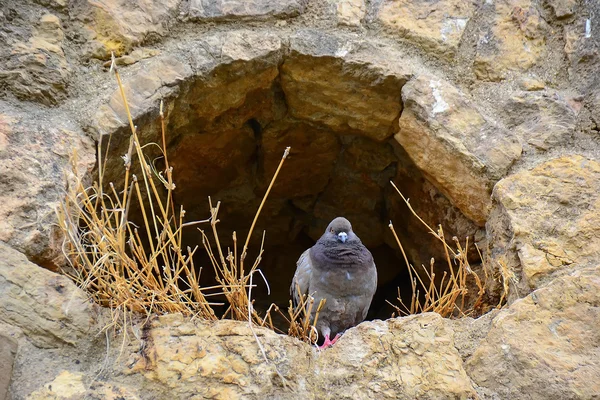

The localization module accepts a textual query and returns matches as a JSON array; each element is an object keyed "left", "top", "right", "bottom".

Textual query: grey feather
[
  {"left": 290, "top": 249, "right": 312, "bottom": 307},
  {"left": 290, "top": 217, "right": 378, "bottom": 340}
]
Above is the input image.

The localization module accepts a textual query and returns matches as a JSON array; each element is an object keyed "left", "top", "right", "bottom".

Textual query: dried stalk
[
  {"left": 388, "top": 180, "right": 488, "bottom": 318},
  {"left": 57, "top": 51, "right": 324, "bottom": 352}
]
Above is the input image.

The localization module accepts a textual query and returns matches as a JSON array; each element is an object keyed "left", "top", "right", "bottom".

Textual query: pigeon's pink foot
[
  {"left": 318, "top": 333, "right": 342, "bottom": 350},
  {"left": 330, "top": 333, "right": 341, "bottom": 345}
]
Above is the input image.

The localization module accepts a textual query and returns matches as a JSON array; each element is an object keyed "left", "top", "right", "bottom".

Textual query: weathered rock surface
[
  {"left": 6, "top": 272, "right": 600, "bottom": 399},
  {"left": 0, "top": 333, "right": 17, "bottom": 400},
  {"left": 281, "top": 30, "right": 411, "bottom": 141},
  {"left": 0, "top": 242, "right": 97, "bottom": 348},
  {"left": 127, "top": 314, "right": 312, "bottom": 398},
  {"left": 564, "top": 13, "right": 600, "bottom": 87},
  {"left": 15, "top": 312, "right": 477, "bottom": 399},
  {"left": 74, "top": 0, "right": 180, "bottom": 60},
  {"left": 27, "top": 370, "right": 139, "bottom": 400},
  {"left": 395, "top": 75, "right": 522, "bottom": 225},
  {"left": 313, "top": 314, "right": 477, "bottom": 399},
  {"left": 94, "top": 30, "right": 283, "bottom": 210},
  {"left": 547, "top": 0, "right": 578, "bottom": 18},
  {"left": 187, "top": 0, "right": 308, "bottom": 21},
  {"left": 0, "top": 13, "right": 69, "bottom": 105},
  {"left": 488, "top": 155, "right": 600, "bottom": 294},
  {"left": 93, "top": 56, "right": 193, "bottom": 138},
  {"left": 377, "top": 0, "right": 475, "bottom": 58},
  {"left": 387, "top": 141, "right": 484, "bottom": 269},
  {"left": 0, "top": 104, "right": 95, "bottom": 269},
  {"left": 474, "top": 0, "right": 547, "bottom": 81},
  {"left": 468, "top": 265, "right": 600, "bottom": 399},
  {"left": 0, "top": 244, "right": 598, "bottom": 400},
  {"left": 0, "top": 0, "right": 599, "bottom": 398},
  {"left": 94, "top": 30, "right": 283, "bottom": 135},
  {"left": 334, "top": 0, "right": 366, "bottom": 27},
  {"left": 501, "top": 90, "right": 579, "bottom": 152}
]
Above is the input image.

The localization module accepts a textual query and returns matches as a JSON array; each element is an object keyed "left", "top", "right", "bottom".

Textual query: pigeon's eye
[{"left": 330, "top": 228, "right": 334, "bottom": 233}]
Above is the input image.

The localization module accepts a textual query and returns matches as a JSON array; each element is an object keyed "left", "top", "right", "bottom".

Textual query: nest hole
[{"left": 93, "top": 57, "right": 487, "bottom": 331}]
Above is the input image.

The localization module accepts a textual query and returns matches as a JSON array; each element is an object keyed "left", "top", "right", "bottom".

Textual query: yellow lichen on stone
[
  {"left": 378, "top": 0, "right": 475, "bottom": 57},
  {"left": 474, "top": 0, "right": 546, "bottom": 81}
]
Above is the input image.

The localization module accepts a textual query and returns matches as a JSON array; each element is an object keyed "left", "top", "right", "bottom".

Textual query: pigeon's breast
[{"left": 310, "top": 241, "right": 373, "bottom": 270}]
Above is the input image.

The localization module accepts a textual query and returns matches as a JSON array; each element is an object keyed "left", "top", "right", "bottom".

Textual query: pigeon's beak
[{"left": 337, "top": 232, "right": 348, "bottom": 243}]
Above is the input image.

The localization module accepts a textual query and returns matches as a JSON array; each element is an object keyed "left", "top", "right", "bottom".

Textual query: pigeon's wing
[
  {"left": 358, "top": 259, "right": 378, "bottom": 322},
  {"left": 290, "top": 249, "right": 312, "bottom": 308}
]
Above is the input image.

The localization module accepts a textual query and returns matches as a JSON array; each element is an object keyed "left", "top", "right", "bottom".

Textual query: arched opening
[{"left": 90, "top": 32, "right": 486, "bottom": 333}]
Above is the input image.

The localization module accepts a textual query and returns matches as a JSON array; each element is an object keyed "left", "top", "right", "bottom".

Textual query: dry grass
[
  {"left": 387, "top": 181, "right": 489, "bottom": 318},
  {"left": 496, "top": 256, "right": 517, "bottom": 306},
  {"left": 57, "top": 55, "right": 322, "bottom": 347},
  {"left": 58, "top": 64, "right": 217, "bottom": 329}
]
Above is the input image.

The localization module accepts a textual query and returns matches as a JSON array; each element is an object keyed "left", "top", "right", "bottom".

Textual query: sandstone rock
[
  {"left": 170, "top": 31, "right": 282, "bottom": 131},
  {"left": 0, "top": 14, "right": 69, "bottom": 105},
  {"left": 93, "top": 31, "right": 283, "bottom": 199},
  {"left": 564, "top": 15, "right": 599, "bottom": 86},
  {"left": 34, "top": 0, "right": 68, "bottom": 8},
  {"left": 0, "top": 333, "right": 17, "bottom": 400},
  {"left": 334, "top": 0, "right": 366, "bottom": 27},
  {"left": 74, "top": 0, "right": 180, "bottom": 60},
  {"left": 126, "top": 314, "right": 312, "bottom": 398},
  {"left": 395, "top": 75, "right": 522, "bottom": 226},
  {"left": 4, "top": 268, "right": 599, "bottom": 400},
  {"left": 501, "top": 90, "right": 578, "bottom": 151},
  {"left": 27, "top": 371, "right": 140, "bottom": 400},
  {"left": 27, "top": 371, "right": 87, "bottom": 400},
  {"left": 187, "top": 0, "right": 308, "bottom": 21},
  {"left": 547, "top": 0, "right": 578, "bottom": 18},
  {"left": 518, "top": 76, "right": 545, "bottom": 91},
  {"left": 281, "top": 30, "right": 411, "bottom": 142},
  {"left": 10, "top": 312, "right": 477, "bottom": 398},
  {"left": 102, "top": 48, "right": 161, "bottom": 67},
  {"left": 94, "top": 56, "right": 193, "bottom": 138},
  {"left": 315, "top": 314, "right": 477, "bottom": 399},
  {"left": 0, "top": 242, "right": 97, "bottom": 348},
  {"left": 474, "top": 0, "right": 547, "bottom": 81},
  {"left": 488, "top": 155, "right": 600, "bottom": 293},
  {"left": 0, "top": 106, "right": 95, "bottom": 269},
  {"left": 448, "top": 310, "right": 498, "bottom": 360},
  {"left": 120, "top": 313, "right": 476, "bottom": 399},
  {"left": 467, "top": 265, "right": 600, "bottom": 399},
  {"left": 94, "top": 31, "right": 282, "bottom": 138},
  {"left": 377, "top": 0, "right": 475, "bottom": 58},
  {"left": 0, "top": 1, "right": 599, "bottom": 398}
]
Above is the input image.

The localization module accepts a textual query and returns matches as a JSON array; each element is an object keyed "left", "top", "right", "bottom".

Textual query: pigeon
[{"left": 290, "top": 217, "right": 377, "bottom": 349}]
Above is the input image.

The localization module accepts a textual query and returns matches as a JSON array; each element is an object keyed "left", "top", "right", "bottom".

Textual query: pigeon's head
[{"left": 326, "top": 217, "right": 355, "bottom": 244}]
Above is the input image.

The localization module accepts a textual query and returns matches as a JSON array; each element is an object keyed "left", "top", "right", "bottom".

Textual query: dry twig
[
  {"left": 387, "top": 181, "right": 488, "bottom": 318},
  {"left": 57, "top": 52, "right": 319, "bottom": 355}
]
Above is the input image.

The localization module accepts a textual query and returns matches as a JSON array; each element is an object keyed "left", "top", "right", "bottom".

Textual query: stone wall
[{"left": 1, "top": 0, "right": 600, "bottom": 398}]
